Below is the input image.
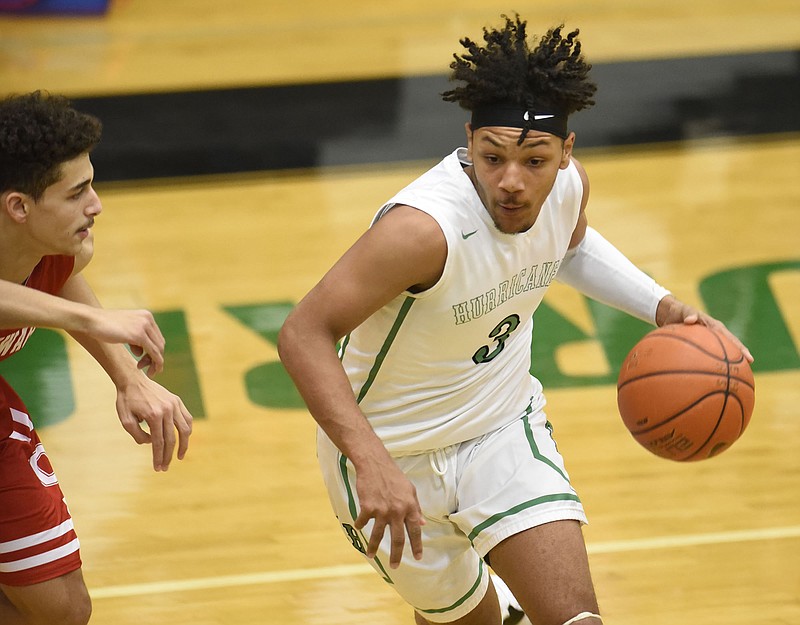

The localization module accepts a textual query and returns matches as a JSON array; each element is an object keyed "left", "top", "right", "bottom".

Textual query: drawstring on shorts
[{"left": 429, "top": 448, "right": 449, "bottom": 477}]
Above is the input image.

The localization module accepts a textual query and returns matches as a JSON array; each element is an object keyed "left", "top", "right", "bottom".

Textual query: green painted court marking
[{"left": 2, "top": 261, "right": 798, "bottom": 422}]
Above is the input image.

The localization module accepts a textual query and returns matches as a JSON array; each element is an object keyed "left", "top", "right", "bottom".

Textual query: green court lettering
[
  {"left": 3, "top": 260, "right": 798, "bottom": 422},
  {"left": 152, "top": 310, "right": 206, "bottom": 418},
  {"left": 699, "top": 261, "right": 800, "bottom": 371},
  {"left": 0, "top": 328, "right": 74, "bottom": 427},
  {"left": 223, "top": 302, "right": 305, "bottom": 409},
  {"left": 530, "top": 300, "right": 653, "bottom": 387}
]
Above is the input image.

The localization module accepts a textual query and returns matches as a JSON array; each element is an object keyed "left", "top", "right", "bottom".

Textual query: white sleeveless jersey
[{"left": 340, "top": 148, "right": 583, "bottom": 455}]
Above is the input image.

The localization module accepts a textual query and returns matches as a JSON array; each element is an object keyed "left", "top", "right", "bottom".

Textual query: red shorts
[{"left": 0, "top": 376, "right": 81, "bottom": 586}]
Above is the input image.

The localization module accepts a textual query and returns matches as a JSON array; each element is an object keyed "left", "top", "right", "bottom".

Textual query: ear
[
  {"left": 1, "top": 191, "right": 30, "bottom": 224},
  {"left": 465, "top": 122, "right": 474, "bottom": 158},
  {"left": 559, "top": 132, "right": 576, "bottom": 169}
]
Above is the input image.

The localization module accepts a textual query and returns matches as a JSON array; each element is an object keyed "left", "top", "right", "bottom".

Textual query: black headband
[{"left": 470, "top": 104, "right": 569, "bottom": 140}]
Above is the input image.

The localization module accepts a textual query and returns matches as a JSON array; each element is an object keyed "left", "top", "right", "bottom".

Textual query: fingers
[
  {"left": 117, "top": 405, "right": 153, "bottom": 447},
  {"left": 143, "top": 321, "right": 166, "bottom": 372},
  {"left": 136, "top": 353, "right": 155, "bottom": 375},
  {"left": 111, "top": 310, "right": 167, "bottom": 378},
  {"left": 715, "top": 323, "right": 755, "bottom": 363},
  {"left": 698, "top": 315, "right": 755, "bottom": 363},
  {"left": 665, "top": 305, "right": 754, "bottom": 364},
  {"left": 388, "top": 521, "right": 407, "bottom": 568},
  {"left": 355, "top": 505, "right": 425, "bottom": 569},
  {"left": 126, "top": 312, "right": 165, "bottom": 375},
  {"left": 143, "top": 355, "right": 163, "bottom": 376},
  {"left": 406, "top": 519, "right": 424, "bottom": 562},
  {"left": 175, "top": 403, "right": 193, "bottom": 460},
  {"left": 151, "top": 411, "right": 172, "bottom": 472},
  {"left": 739, "top": 343, "right": 754, "bottom": 363},
  {"left": 118, "top": 383, "right": 193, "bottom": 472},
  {"left": 149, "top": 397, "right": 194, "bottom": 471},
  {"left": 360, "top": 517, "right": 387, "bottom": 559},
  {"left": 135, "top": 325, "right": 164, "bottom": 375},
  {"left": 94, "top": 309, "right": 167, "bottom": 373}
]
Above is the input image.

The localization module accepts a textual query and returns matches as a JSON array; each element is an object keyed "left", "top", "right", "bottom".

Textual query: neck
[{"left": 0, "top": 227, "right": 43, "bottom": 284}]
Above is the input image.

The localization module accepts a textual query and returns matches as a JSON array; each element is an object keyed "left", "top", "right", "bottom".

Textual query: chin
[
  {"left": 492, "top": 218, "right": 530, "bottom": 235},
  {"left": 68, "top": 235, "right": 94, "bottom": 257},
  {"left": 80, "top": 239, "right": 95, "bottom": 256}
]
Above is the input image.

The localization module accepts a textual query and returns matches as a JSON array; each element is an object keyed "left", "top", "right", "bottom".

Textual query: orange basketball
[{"left": 617, "top": 323, "right": 755, "bottom": 461}]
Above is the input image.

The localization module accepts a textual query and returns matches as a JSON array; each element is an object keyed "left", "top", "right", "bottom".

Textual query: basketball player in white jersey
[{"left": 278, "top": 15, "right": 751, "bottom": 625}]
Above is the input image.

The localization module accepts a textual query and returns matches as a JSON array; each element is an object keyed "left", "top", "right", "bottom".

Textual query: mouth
[
  {"left": 76, "top": 218, "right": 95, "bottom": 237},
  {"left": 77, "top": 218, "right": 95, "bottom": 233}
]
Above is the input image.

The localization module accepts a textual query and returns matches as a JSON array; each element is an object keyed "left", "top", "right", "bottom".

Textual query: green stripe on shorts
[
  {"left": 522, "top": 408, "right": 568, "bottom": 482},
  {"left": 467, "top": 492, "right": 582, "bottom": 543},
  {"left": 338, "top": 452, "right": 394, "bottom": 584},
  {"left": 467, "top": 407, "right": 581, "bottom": 543},
  {"left": 418, "top": 558, "right": 485, "bottom": 615}
]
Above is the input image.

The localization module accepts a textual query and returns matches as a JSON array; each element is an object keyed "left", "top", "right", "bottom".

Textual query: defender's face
[
  {"left": 465, "top": 124, "right": 574, "bottom": 234},
  {"left": 25, "top": 153, "right": 102, "bottom": 257}
]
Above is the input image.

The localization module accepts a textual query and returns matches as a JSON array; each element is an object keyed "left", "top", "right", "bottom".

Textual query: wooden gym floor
[{"left": 1, "top": 2, "right": 799, "bottom": 623}]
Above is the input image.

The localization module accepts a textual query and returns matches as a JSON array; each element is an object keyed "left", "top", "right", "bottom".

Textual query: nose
[
  {"left": 86, "top": 186, "right": 103, "bottom": 216},
  {"left": 498, "top": 163, "right": 524, "bottom": 193}
]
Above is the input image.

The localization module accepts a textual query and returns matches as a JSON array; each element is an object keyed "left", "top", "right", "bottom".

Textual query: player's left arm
[
  {"left": 59, "top": 244, "right": 193, "bottom": 471},
  {"left": 559, "top": 157, "right": 753, "bottom": 362}
]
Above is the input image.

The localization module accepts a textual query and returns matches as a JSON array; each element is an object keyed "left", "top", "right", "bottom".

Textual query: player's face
[
  {"left": 465, "top": 124, "right": 574, "bottom": 234},
  {"left": 26, "top": 153, "right": 102, "bottom": 257}
]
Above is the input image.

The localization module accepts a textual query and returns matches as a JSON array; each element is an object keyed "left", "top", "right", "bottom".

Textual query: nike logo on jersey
[{"left": 462, "top": 230, "right": 478, "bottom": 239}]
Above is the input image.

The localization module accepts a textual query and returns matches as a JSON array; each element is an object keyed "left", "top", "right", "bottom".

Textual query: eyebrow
[
  {"left": 67, "top": 178, "right": 92, "bottom": 193},
  {"left": 479, "top": 134, "right": 551, "bottom": 149}
]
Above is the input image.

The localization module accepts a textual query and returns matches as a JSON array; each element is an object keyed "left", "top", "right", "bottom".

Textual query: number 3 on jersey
[{"left": 472, "top": 314, "right": 521, "bottom": 364}]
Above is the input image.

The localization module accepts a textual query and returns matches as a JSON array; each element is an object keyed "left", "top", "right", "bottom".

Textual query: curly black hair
[
  {"left": 442, "top": 15, "right": 597, "bottom": 118},
  {"left": 0, "top": 91, "right": 102, "bottom": 200}
]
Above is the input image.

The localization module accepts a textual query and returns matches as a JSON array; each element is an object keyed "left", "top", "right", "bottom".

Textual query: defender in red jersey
[{"left": 0, "top": 92, "right": 193, "bottom": 625}]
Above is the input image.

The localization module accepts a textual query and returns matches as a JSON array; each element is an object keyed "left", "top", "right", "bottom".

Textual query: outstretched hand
[
  {"left": 115, "top": 374, "right": 193, "bottom": 471},
  {"left": 656, "top": 295, "right": 754, "bottom": 363}
]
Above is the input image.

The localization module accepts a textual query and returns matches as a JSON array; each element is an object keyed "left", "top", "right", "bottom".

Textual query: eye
[
  {"left": 70, "top": 186, "right": 88, "bottom": 200},
  {"left": 528, "top": 158, "right": 544, "bottom": 167}
]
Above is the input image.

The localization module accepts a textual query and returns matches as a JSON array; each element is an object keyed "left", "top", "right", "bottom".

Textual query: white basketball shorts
[{"left": 317, "top": 399, "right": 587, "bottom": 622}]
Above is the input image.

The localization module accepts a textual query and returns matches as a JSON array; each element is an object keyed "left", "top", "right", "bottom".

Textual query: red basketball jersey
[
  {"left": 0, "top": 255, "right": 75, "bottom": 362},
  {"left": 0, "top": 254, "right": 81, "bottom": 586}
]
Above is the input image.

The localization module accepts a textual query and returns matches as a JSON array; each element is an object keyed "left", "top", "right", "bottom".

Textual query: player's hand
[
  {"left": 130, "top": 344, "right": 160, "bottom": 377},
  {"left": 352, "top": 455, "right": 425, "bottom": 569},
  {"left": 87, "top": 308, "right": 166, "bottom": 375},
  {"left": 656, "top": 295, "right": 753, "bottom": 363},
  {"left": 115, "top": 374, "right": 193, "bottom": 471}
]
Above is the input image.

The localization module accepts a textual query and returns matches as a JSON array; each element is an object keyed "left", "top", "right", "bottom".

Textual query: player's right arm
[
  {"left": 0, "top": 278, "right": 166, "bottom": 371},
  {"left": 278, "top": 204, "right": 446, "bottom": 568}
]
